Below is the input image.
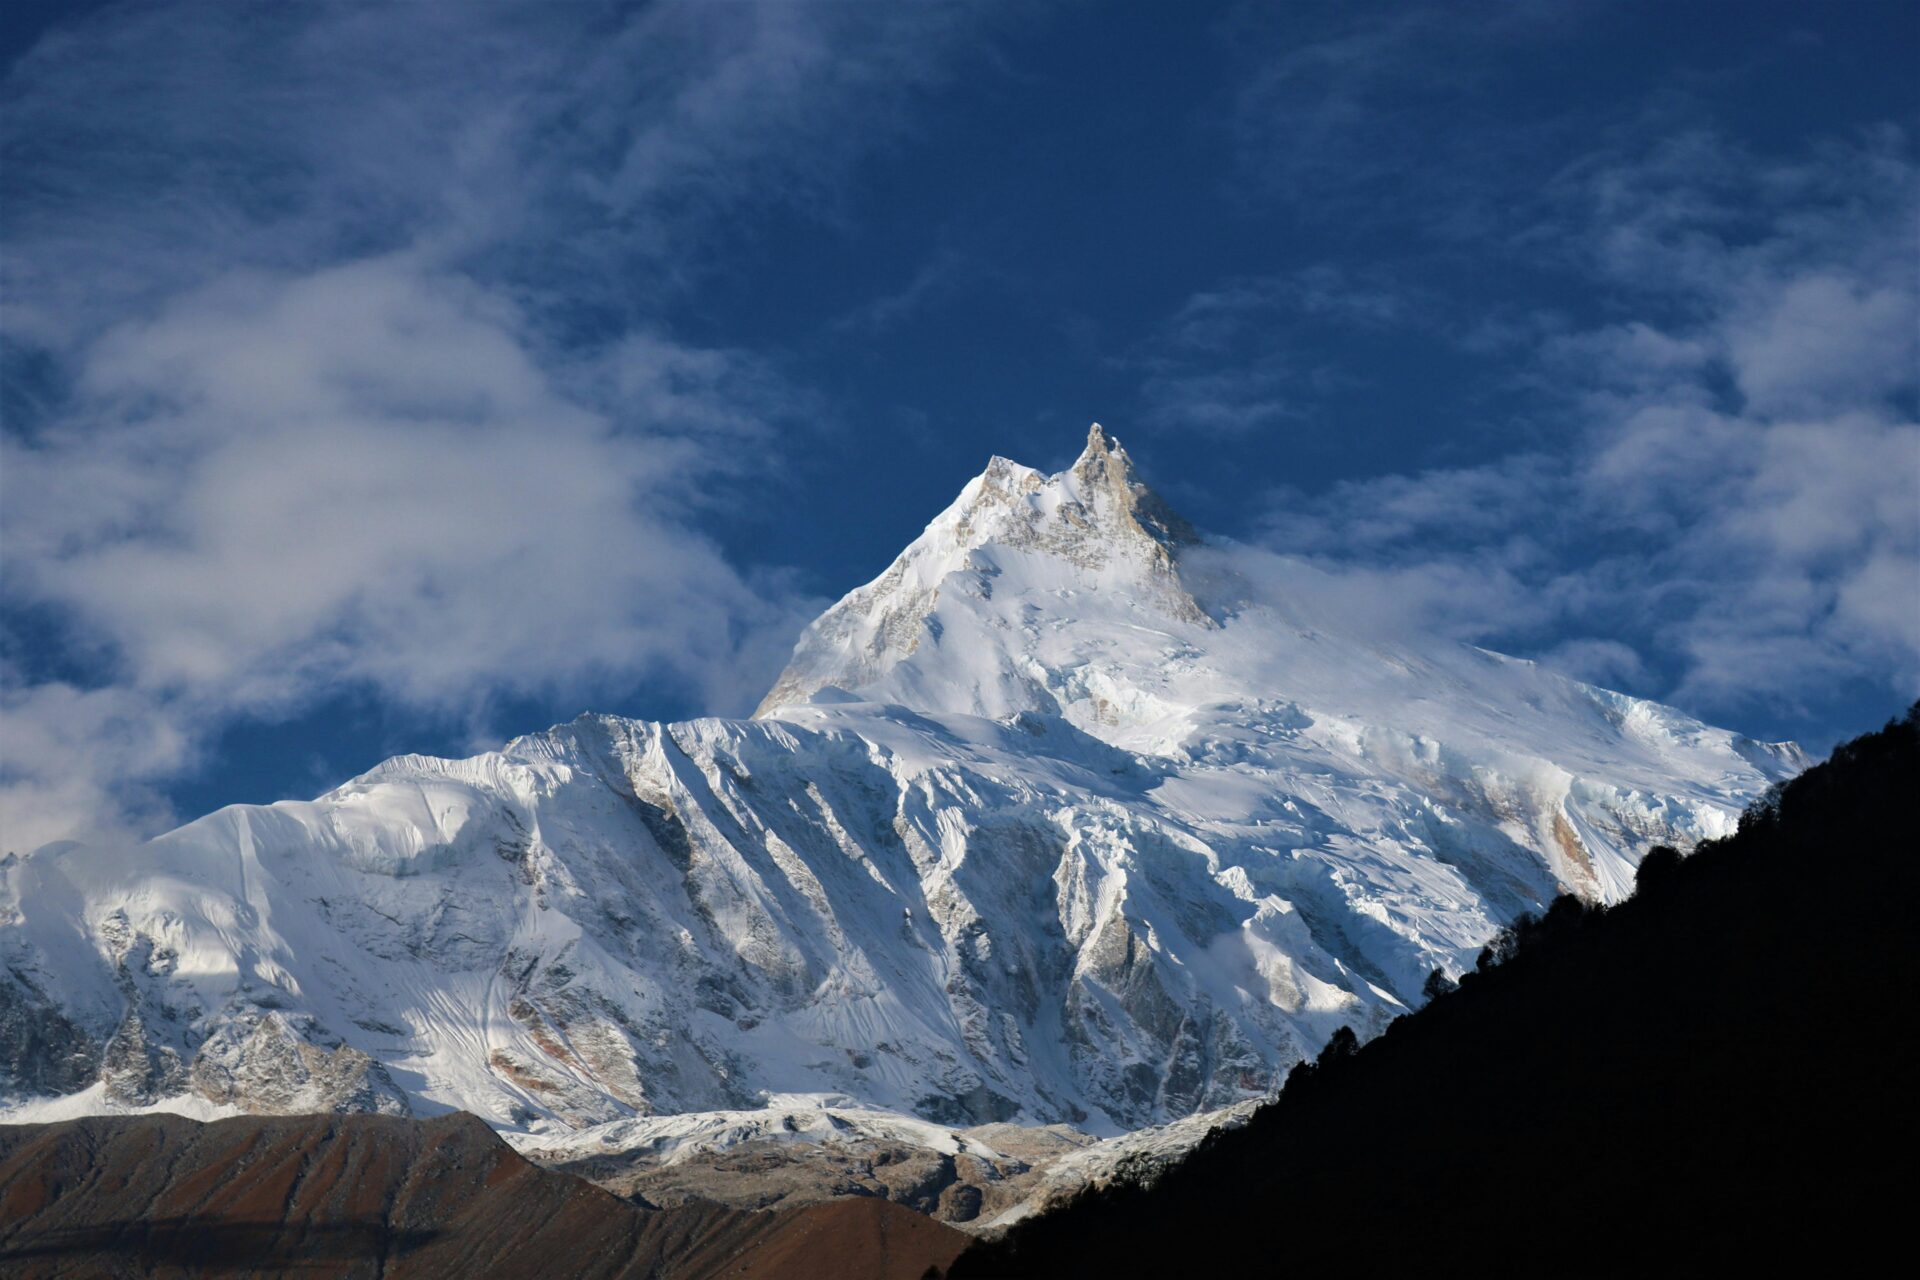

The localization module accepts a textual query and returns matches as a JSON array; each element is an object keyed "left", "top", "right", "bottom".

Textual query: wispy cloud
[
  {"left": 831, "top": 247, "right": 986, "bottom": 336},
  {"left": 1223, "top": 0, "right": 1594, "bottom": 231},
  {"left": 1133, "top": 266, "right": 1406, "bottom": 435},
  {"left": 1133, "top": 4, "right": 1917, "bottom": 734},
  {"left": 1233, "top": 127, "right": 1918, "bottom": 729}
]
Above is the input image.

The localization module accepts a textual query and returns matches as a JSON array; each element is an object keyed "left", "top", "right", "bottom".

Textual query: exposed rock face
[
  {"left": 5, "top": 908, "right": 405, "bottom": 1118},
  {"left": 0, "top": 970, "right": 97, "bottom": 1097},
  {"left": 0, "top": 1112, "right": 969, "bottom": 1280},
  {"left": 98, "top": 1011, "right": 187, "bottom": 1107},
  {"left": 190, "top": 1014, "right": 409, "bottom": 1116}
]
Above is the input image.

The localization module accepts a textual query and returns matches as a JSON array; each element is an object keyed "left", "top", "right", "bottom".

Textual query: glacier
[{"left": 1, "top": 424, "right": 1803, "bottom": 1143}]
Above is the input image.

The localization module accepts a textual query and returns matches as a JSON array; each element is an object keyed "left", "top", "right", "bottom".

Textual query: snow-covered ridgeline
[{"left": 2, "top": 425, "right": 1801, "bottom": 1142}]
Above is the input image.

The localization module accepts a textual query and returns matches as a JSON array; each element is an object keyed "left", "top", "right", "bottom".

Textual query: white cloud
[
  {"left": 1189, "top": 543, "right": 1548, "bottom": 646},
  {"left": 1537, "top": 638, "right": 1647, "bottom": 689},
  {"left": 1, "top": 1, "right": 998, "bottom": 346},
  {"left": 0, "top": 256, "right": 823, "bottom": 847},
  {"left": 0, "top": 1, "right": 1003, "bottom": 847},
  {"left": 1139, "top": 359, "right": 1306, "bottom": 436},
  {"left": 1725, "top": 274, "right": 1914, "bottom": 417},
  {"left": 1220, "top": 130, "right": 1919, "bottom": 729},
  {"left": 0, "top": 683, "right": 193, "bottom": 854}
]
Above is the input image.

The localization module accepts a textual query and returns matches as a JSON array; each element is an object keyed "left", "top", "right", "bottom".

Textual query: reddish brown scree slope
[{"left": 0, "top": 1112, "right": 968, "bottom": 1280}]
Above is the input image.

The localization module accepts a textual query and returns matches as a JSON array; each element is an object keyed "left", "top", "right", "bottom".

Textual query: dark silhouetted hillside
[{"left": 954, "top": 705, "right": 1918, "bottom": 1276}]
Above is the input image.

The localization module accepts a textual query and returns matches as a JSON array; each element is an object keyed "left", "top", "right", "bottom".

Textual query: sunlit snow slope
[{"left": 2, "top": 426, "right": 1803, "bottom": 1136}]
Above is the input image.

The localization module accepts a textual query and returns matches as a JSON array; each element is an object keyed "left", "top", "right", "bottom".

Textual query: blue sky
[{"left": 2, "top": 0, "right": 1915, "bottom": 849}]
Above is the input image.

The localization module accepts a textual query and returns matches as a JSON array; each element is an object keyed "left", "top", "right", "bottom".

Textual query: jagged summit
[
  {"left": 753, "top": 425, "right": 1207, "bottom": 719},
  {"left": 952, "top": 423, "right": 1199, "bottom": 568},
  {"left": 1067, "top": 423, "right": 1200, "bottom": 552}
]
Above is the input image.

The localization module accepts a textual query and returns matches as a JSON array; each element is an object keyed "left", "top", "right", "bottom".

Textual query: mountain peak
[
  {"left": 1071, "top": 423, "right": 1198, "bottom": 553},
  {"left": 958, "top": 425, "right": 1196, "bottom": 566},
  {"left": 1078, "top": 420, "right": 1122, "bottom": 467},
  {"left": 753, "top": 426, "right": 1204, "bottom": 718},
  {"left": 1067, "top": 422, "right": 1140, "bottom": 519}
]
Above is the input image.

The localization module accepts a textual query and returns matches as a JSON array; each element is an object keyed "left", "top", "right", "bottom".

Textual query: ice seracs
[{"left": 2, "top": 426, "right": 1804, "bottom": 1147}]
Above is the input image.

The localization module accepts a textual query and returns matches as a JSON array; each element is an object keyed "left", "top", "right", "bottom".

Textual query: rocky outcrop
[
  {"left": 3, "top": 910, "right": 407, "bottom": 1119},
  {"left": 98, "top": 1010, "right": 187, "bottom": 1107},
  {"left": 190, "top": 1014, "right": 409, "bottom": 1116},
  {"left": 0, "top": 969, "right": 98, "bottom": 1097}
]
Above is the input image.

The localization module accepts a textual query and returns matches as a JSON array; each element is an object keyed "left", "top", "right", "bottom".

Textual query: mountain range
[{"left": 1, "top": 426, "right": 1802, "bottom": 1171}]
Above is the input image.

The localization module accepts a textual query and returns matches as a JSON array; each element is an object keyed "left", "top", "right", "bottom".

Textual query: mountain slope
[
  {"left": 0, "top": 1111, "right": 967, "bottom": 1279},
  {"left": 952, "top": 706, "right": 1917, "bottom": 1275},
  {"left": 2, "top": 426, "right": 1799, "bottom": 1144}
]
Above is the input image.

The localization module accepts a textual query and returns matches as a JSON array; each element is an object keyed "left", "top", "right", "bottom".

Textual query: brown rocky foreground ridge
[{"left": 0, "top": 1112, "right": 968, "bottom": 1279}]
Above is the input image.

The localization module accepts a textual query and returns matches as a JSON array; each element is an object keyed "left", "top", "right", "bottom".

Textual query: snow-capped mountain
[{"left": 1, "top": 426, "right": 1802, "bottom": 1139}]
